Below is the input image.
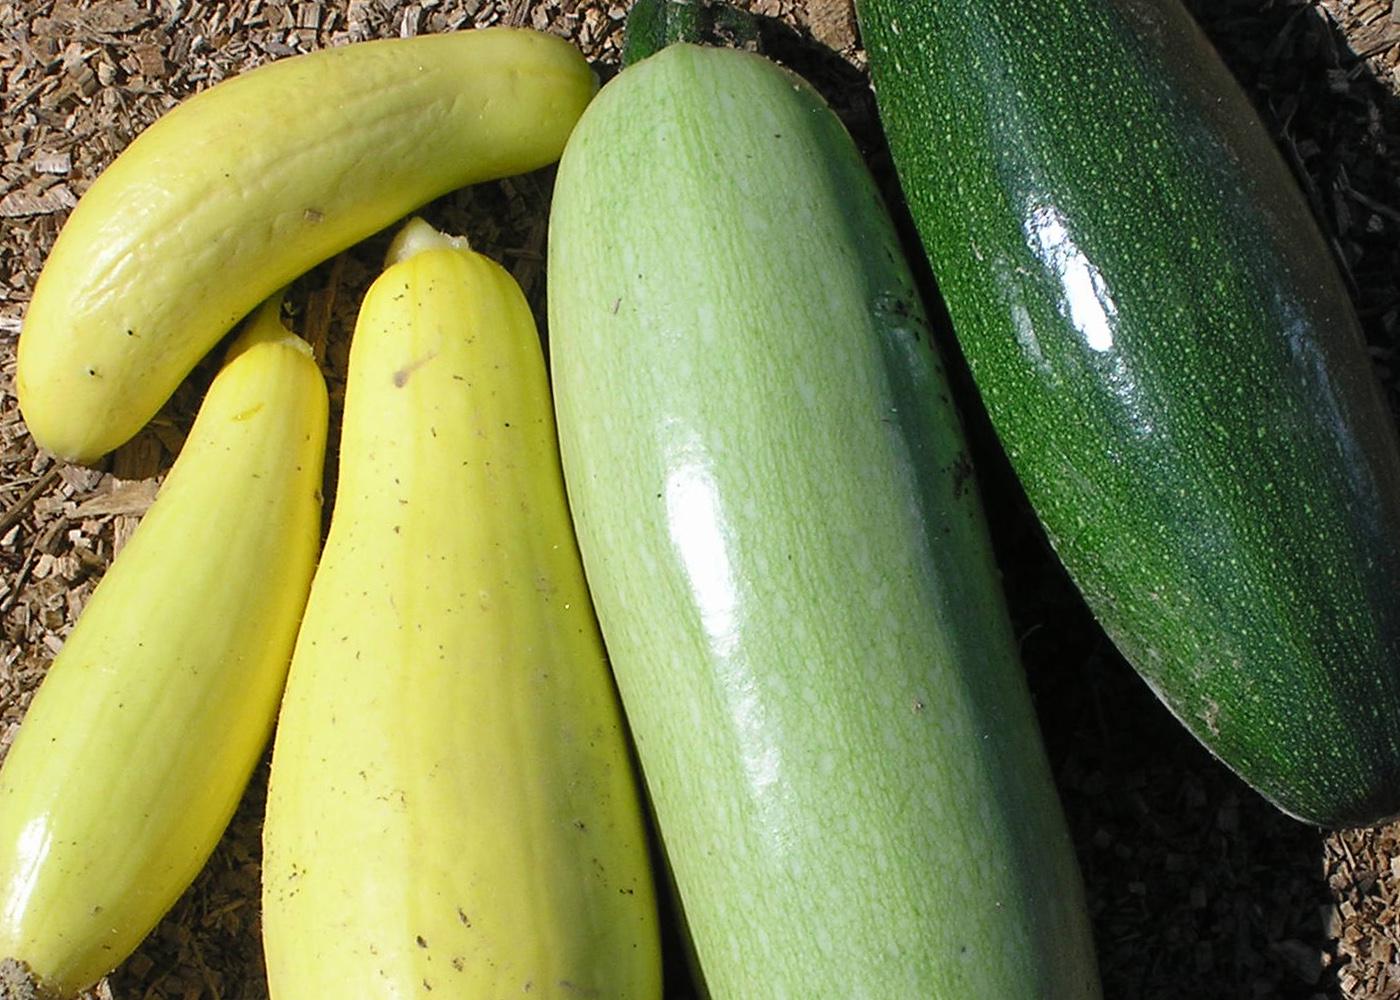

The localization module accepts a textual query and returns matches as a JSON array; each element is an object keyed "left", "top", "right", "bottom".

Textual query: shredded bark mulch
[{"left": 3, "top": 1, "right": 1400, "bottom": 997}]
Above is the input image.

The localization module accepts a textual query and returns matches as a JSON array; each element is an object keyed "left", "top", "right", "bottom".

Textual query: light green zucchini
[{"left": 547, "top": 40, "right": 1101, "bottom": 999}]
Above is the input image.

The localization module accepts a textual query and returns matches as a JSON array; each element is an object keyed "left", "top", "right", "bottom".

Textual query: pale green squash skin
[{"left": 548, "top": 44, "right": 1100, "bottom": 999}]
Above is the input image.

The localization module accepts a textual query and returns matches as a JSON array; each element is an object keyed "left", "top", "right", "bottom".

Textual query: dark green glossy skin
[{"left": 858, "top": 0, "right": 1400, "bottom": 827}]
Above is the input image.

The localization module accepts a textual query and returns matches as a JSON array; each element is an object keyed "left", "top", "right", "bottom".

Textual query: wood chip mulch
[{"left": 4, "top": 1, "right": 1400, "bottom": 998}]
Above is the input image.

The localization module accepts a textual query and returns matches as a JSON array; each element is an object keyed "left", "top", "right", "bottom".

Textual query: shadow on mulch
[{"left": 752, "top": 3, "right": 1400, "bottom": 999}]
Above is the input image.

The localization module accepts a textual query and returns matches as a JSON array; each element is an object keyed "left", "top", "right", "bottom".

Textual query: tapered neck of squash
[
  {"left": 385, "top": 217, "right": 472, "bottom": 267},
  {"left": 225, "top": 292, "right": 313, "bottom": 362}
]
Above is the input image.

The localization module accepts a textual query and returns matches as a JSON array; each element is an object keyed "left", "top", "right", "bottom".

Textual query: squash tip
[{"left": 384, "top": 217, "right": 471, "bottom": 268}]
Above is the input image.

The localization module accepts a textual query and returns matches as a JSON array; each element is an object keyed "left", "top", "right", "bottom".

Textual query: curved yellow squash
[
  {"left": 18, "top": 27, "right": 595, "bottom": 463},
  {"left": 0, "top": 302, "right": 327, "bottom": 998},
  {"left": 261, "top": 219, "right": 660, "bottom": 999}
]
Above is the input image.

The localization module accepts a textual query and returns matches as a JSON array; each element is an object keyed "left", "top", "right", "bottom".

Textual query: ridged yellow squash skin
[
  {"left": 17, "top": 27, "right": 595, "bottom": 463},
  {"left": 0, "top": 304, "right": 327, "bottom": 999},
  {"left": 261, "top": 221, "right": 660, "bottom": 1000}
]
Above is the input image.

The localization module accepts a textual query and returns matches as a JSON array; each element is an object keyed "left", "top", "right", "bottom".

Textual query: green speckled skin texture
[
  {"left": 548, "top": 44, "right": 1100, "bottom": 1000},
  {"left": 858, "top": 0, "right": 1400, "bottom": 827}
]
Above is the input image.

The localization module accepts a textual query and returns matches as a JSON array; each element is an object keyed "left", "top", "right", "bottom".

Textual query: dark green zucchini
[{"left": 857, "top": 0, "right": 1400, "bottom": 827}]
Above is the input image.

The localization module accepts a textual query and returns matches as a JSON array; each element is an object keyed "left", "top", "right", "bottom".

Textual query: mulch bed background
[{"left": 4, "top": 0, "right": 1400, "bottom": 997}]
